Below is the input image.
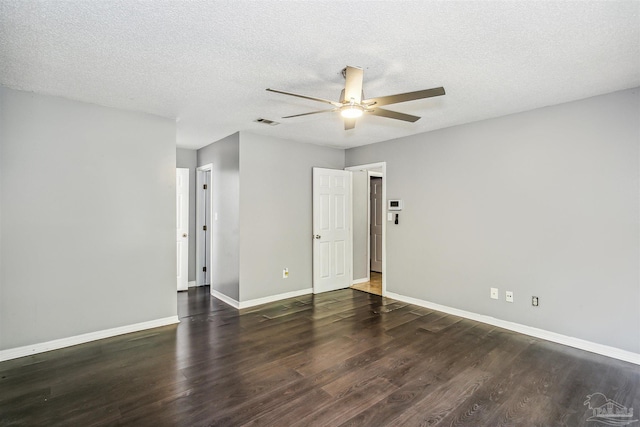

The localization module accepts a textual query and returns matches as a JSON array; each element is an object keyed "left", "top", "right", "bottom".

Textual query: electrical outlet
[
  {"left": 506, "top": 291, "right": 514, "bottom": 303},
  {"left": 283, "top": 268, "right": 289, "bottom": 279},
  {"left": 532, "top": 296, "right": 539, "bottom": 307},
  {"left": 490, "top": 288, "right": 499, "bottom": 300}
]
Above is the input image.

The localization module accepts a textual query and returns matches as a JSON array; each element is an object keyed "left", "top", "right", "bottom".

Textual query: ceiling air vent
[{"left": 254, "top": 118, "right": 280, "bottom": 126}]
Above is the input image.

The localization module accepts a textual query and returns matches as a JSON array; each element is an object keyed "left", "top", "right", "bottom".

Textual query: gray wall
[
  {"left": 239, "top": 132, "right": 344, "bottom": 301},
  {"left": 0, "top": 87, "right": 177, "bottom": 350},
  {"left": 197, "top": 133, "right": 240, "bottom": 301},
  {"left": 346, "top": 88, "right": 640, "bottom": 353},
  {"left": 351, "top": 170, "right": 369, "bottom": 281},
  {"left": 176, "top": 148, "right": 197, "bottom": 282}
]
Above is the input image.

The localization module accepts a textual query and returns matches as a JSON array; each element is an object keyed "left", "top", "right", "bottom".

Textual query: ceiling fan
[{"left": 266, "top": 66, "right": 445, "bottom": 130}]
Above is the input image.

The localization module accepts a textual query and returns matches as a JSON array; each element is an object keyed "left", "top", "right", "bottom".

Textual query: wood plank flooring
[
  {"left": 351, "top": 272, "right": 382, "bottom": 296},
  {"left": 1, "top": 287, "right": 638, "bottom": 426}
]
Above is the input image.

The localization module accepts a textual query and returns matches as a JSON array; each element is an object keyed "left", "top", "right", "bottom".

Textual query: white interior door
[
  {"left": 176, "top": 168, "right": 189, "bottom": 291},
  {"left": 370, "top": 177, "right": 383, "bottom": 273},
  {"left": 313, "top": 167, "right": 352, "bottom": 293}
]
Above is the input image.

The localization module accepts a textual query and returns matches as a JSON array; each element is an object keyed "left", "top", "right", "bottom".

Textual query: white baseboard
[
  {"left": 189, "top": 281, "right": 207, "bottom": 287},
  {"left": 385, "top": 292, "right": 640, "bottom": 366},
  {"left": 0, "top": 316, "right": 180, "bottom": 363},
  {"left": 351, "top": 277, "right": 369, "bottom": 285},
  {"left": 211, "top": 289, "right": 240, "bottom": 309},
  {"left": 239, "top": 288, "right": 313, "bottom": 309},
  {"left": 211, "top": 288, "right": 313, "bottom": 309},
  {"left": 385, "top": 292, "right": 640, "bottom": 365}
]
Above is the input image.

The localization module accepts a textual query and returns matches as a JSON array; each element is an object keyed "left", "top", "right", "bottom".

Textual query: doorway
[
  {"left": 310, "top": 163, "right": 387, "bottom": 296},
  {"left": 196, "top": 164, "right": 212, "bottom": 286},
  {"left": 345, "top": 163, "right": 386, "bottom": 296}
]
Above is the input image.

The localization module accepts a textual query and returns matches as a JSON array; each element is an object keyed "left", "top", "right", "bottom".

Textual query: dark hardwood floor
[{"left": 1, "top": 287, "right": 638, "bottom": 426}]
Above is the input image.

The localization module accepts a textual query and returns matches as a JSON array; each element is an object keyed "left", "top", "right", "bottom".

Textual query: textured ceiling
[{"left": 1, "top": 1, "right": 639, "bottom": 149}]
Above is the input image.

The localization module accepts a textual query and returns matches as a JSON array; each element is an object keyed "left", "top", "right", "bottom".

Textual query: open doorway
[
  {"left": 345, "top": 163, "right": 386, "bottom": 296},
  {"left": 196, "top": 164, "right": 212, "bottom": 287}
]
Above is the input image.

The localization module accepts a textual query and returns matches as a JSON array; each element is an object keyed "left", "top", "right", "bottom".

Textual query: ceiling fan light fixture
[
  {"left": 341, "top": 105, "right": 363, "bottom": 118},
  {"left": 267, "top": 65, "right": 446, "bottom": 130}
]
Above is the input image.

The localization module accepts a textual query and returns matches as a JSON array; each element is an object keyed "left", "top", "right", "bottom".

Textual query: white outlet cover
[
  {"left": 490, "top": 288, "right": 499, "bottom": 300},
  {"left": 506, "top": 291, "right": 514, "bottom": 302}
]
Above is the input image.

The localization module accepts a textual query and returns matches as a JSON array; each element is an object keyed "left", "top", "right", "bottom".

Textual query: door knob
[
  {"left": 314, "top": 235, "right": 321, "bottom": 239},
  {"left": 182, "top": 233, "right": 188, "bottom": 238}
]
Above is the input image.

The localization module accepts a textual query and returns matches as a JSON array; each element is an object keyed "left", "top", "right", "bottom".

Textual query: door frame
[
  {"left": 345, "top": 162, "right": 387, "bottom": 296},
  {"left": 196, "top": 164, "right": 213, "bottom": 287}
]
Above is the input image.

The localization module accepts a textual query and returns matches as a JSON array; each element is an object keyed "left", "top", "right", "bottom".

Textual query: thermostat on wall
[{"left": 388, "top": 199, "right": 403, "bottom": 211}]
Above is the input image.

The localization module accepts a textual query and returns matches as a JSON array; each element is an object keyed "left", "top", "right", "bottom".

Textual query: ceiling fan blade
[
  {"left": 369, "top": 108, "right": 421, "bottom": 122},
  {"left": 342, "top": 66, "right": 364, "bottom": 103},
  {"left": 282, "top": 109, "right": 336, "bottom": 118},
  {"left": 267, "top": 88, "right": 342, "bottom": 107},
  {"left": 344, "top": 118, "right": 356, "bottom": 130},
  {"left": 364, "top": 87, "right": 445, "bottom": 107}
]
